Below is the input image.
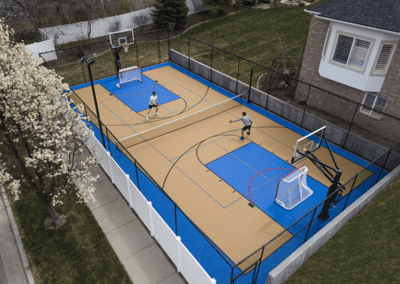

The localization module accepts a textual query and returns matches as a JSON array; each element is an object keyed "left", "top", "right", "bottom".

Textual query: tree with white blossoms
[{"left": 0, "top": 18, "right": 99, "bottom": 229}]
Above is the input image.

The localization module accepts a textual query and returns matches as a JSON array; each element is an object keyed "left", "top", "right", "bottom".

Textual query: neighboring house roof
[{"left": 305, "top": 0, "right": 400, "bottom": 33}]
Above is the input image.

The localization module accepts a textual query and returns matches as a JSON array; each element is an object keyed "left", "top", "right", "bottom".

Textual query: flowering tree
[{"left": 0, "top": 19, "right": 99, "bottom": 229}]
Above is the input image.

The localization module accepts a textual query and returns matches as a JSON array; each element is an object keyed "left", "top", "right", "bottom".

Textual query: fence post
[
  {"left": 253, "top": 246, "right": 265, "bottom": 283},
  {"left": 157, "top": 30, "right": 161, "bottom": 63},
  {"left": 126, "top": 174, "right": 133, "bottom": 207},
  {"left": 235, "top": 57, "right": 240, "bottom": 95},
  {"left": 210, "top": 45, "right": 214, "bottom": 82},
  {"left": 148, "top": 201, "right": 154, "bottom": 236},
  {"left": 343, "top": 174, "right": 359, "bottom": 211},
  {"left": 300, "top": 84, "right": 312, "bottom": 127},
  {"left": 106, "top": 128, "right": 111, "bottom": 155},
  {"left": 175, "top": 204, "right": 178, "bottom": 235},
  {"left": 343, "top": 102, "right": 359, "bottom": 149},
  {"left": 107, "top": 151, "right": 114, "bottom": 184},
  {"left": 377, "top": 147, "right": 393, "bottom": 183},
  {"left": 247, "top": 68, "right": 253, "bottom": 103},
  {"left": 303, "top": 207, "right": 317, "bottom": 243},
  {"left": 135, "top": 35, "right": 140, "bottom": 67},
  {"left": 188, "top": 37, "right": 191, "bottom": 71},
  {"left": 135, "top": 159, "right": 140, "bottom": 191},
  {"left": 168, "top": 29, "right": 170, "bottom": 61},
  {"left": 176, "top": 236, "right": 182, "bottom": 272},
  {"left": 265, "top": 69, "right": 273, "bottom": 110}
]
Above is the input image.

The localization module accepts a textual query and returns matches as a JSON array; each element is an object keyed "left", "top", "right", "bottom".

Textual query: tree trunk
[{"left": 44, "top": 201, "right": 64, "bottom": 228}]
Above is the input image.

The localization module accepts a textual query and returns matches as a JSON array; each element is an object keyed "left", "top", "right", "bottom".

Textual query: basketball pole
[
  {"left": 76, "top": 51, "right": 106, "bottom": 149},
  {"left": 113, "top": 46, "right": 123, "bottom": 75}
]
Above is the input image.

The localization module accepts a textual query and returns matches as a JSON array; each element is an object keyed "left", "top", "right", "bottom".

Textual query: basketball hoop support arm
[
  {"left": 113, "top": 47, "right": 123, "bottom": 75},
  {"left": 294, "top": 135, "right": 344, "bottom": 221}
]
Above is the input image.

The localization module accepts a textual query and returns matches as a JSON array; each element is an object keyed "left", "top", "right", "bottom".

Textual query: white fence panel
[
  {"left": 179, "top": 241, "right": 216, "bottom": 284},
  {"left": 86, "top": 134, "right": 97, "bottom": 154},
  {"left": 25, "top": 39, "right": 57, "bottom": 61},
  {"left": 94, "top": 143, "right": 112, "bottom": 178},
  {"left": 151, "top": 207, "right": 180, "bottom": 266},
  {"left": 39, "top": 8, "right": 154, "bottom": 45},
  {"left": 83, "top": 127, "right": 216, "bottom": 284},
  {"left": 38, "top": 0, "right": 217, "bottom": 45},
  {"left": 130, "top": 186, "right": 153, "bottom": 230},
  {"left": 110, "top": 159, "right": 131, "bottom": 201}
]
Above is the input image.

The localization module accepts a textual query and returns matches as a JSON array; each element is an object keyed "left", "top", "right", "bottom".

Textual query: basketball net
[{"left": 121, "top": 43, "right": 129, "bottom": 53}]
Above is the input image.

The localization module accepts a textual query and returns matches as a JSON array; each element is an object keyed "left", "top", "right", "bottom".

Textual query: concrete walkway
[
  {"left": 0, "top": 158, "right": 186, "bottom": 284},
  {"left": 84, "top": 164, "right": 187, "bottom": 284},
  {"left": 0, "top": 186, "right": 34, "bottom": 284}
]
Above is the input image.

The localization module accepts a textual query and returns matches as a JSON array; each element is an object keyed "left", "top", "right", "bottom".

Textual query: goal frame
[
  {"left": 275, "top": 165, "right": 313, "bottom": 210},
  {"left": 116, "top": 66, "right": 142, "bottom": 88}
]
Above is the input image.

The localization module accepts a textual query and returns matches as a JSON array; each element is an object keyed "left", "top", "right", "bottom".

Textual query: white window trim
[
  {"left": 360, "top": 93, "right": 387, "bottom": 119},
  {"left": 372, "top": 43, "right": 396, "bottom": 75},
  {"left": 322, "top": 28, "right": 331, "bottom": 59},
  {"left": 331, "top": 33, "right": 373, "bottom": 72}
]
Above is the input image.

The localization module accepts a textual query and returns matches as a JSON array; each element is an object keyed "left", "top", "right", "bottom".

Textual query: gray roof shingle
[{"left": 305, "top": 0, "right": 400, "bottom": 33}]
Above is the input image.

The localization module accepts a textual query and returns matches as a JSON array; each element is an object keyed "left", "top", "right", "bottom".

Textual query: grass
[
  {"left": 54, "top": 1, "right": 326, "bottom": 87},
  {"left": 286, "top": 176, "right": 400, "bottom": 284},
  {"left": 5, "top": 185, "right": 132, "bottom": 284}
]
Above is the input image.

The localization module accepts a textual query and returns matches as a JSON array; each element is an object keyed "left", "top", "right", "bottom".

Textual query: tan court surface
[{"left": 71, "top": 66, "right": 373, "bottom": 271}]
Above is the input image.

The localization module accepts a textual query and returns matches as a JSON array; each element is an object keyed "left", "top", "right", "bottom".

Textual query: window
[
  {"left": 332, "top": 34, "right": 371, "bottom": 70},
  {"left": 360, "top": 93, "right": 387, "bottom": 119},
  {"left": 322, "top": 29, "right": 331, "bottom": 58},
  {"left": 374, "top": 44, "right": 395, "bottom": 74}
]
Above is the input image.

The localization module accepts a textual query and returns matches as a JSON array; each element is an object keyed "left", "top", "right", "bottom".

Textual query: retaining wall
[{"left": 266, "top": 164, "right": 400, "bottom": 284}]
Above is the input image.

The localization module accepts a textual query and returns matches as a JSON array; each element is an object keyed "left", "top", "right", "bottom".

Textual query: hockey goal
[
  {"left": 116, "top": 66, "right": 142, "bottom": 88},
  {"left": 275, "top": 165, "right": 313, "bottom": 210}
]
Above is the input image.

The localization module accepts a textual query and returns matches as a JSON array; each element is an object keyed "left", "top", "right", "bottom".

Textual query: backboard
[
  {"left": 291, "top": 126, "right": 326, "bottom": 164},
  {"left": 109, "top": 29, "right": 134, "bottom": 49}
]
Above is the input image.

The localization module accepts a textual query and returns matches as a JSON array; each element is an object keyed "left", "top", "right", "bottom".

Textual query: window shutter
[
  {"left": 333, "top": 35, "right": 353, "bottom": 64},
  {"left": 361, "top": 93, "right": 376, "bottom": 114},
  {"left": 348, "top": 39, "right": 370, "bottom": 69},
  {"left": 372, "top": 97, "right": 387, "bottom": 118},
  {"left": 374, "top": 44, "right": 393, "bottom": 73}
]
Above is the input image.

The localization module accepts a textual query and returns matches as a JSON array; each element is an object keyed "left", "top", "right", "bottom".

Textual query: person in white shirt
[
  {"left": 230, "top": 112, "right": 252, "bottom": 140},
  {"left": 146, "top": 91, "right": 159, "bottom": 120}
]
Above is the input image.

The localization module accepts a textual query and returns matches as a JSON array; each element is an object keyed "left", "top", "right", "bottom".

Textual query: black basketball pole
[
  {"left": 114, "top": 47, "right": 123, "bottom": 75},
  {"left": 76, "top": 51, "right": 106, "bottom": 149},
  {"left": 87, "top": 60, "right": 106, "bottom": 149}
]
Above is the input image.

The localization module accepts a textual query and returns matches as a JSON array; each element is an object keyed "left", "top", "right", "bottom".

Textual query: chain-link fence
[{"left": 41, "top": 29, "right": 400, "bottom": 284}]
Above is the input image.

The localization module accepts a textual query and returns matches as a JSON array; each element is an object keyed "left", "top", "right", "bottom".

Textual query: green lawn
[
  {"left": 5, "top": 185, "right": 132, "bottom": 284},
  {"left": 286, "top": 176, "right": 400, "bottom": 284},
  {"left": 54, "top": 1, "right": 326, "bottom": 87}
]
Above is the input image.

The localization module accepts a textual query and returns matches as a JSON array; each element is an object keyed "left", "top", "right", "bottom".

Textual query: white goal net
[
  {"left": 275, "top": 166, "right": 313, "bottom": 210},
  {"left": 117, "top": 66, "right": 142, "bottom": 88}
]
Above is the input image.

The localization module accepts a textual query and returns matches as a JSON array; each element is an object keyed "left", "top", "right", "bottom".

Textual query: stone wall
[{"left": 169, "top": 49, "right": 400, "bottom": 170}]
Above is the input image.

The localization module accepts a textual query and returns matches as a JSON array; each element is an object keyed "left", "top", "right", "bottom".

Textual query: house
[{"left": 295, "top": 0, "right": 400, "bottom": 137}]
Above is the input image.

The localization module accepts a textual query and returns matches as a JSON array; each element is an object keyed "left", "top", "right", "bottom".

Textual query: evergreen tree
[{"left": 151, "top": 0, "right": 189, "bottom": 29}]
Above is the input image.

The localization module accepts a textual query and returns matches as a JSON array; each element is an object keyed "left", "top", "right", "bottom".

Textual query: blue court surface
[
  {"left": 206, "top": 142, "right": 328, "bottom": 231},
  {"left": 71, "top": 73, "right": 180, "bottom": 113},
  {"left": 69, "top": 62, "right": 390, "bottom": 284}
]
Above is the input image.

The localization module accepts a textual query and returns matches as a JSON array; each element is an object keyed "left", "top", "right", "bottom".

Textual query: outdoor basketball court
[{"left": 68, "top": 60, "right": 384, "bottom": 278}]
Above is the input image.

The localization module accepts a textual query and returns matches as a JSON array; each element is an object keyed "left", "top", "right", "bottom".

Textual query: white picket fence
[
  {"left": 40, "top": 0, "right": 210, "bottom": 45},
  {"left": 85, "top": 133, "right": 216, "bottom": 284},
  {"left": 25, "top": 39, "right": 57, "bottom": 61}
]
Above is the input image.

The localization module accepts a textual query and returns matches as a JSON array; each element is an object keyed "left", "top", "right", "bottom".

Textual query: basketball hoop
[{"left": 121, "top": 43, "right": 129, "bottom": 53}]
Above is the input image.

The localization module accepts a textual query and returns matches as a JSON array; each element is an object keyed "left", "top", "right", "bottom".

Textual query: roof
[{"left": 305, "top": 0, "right": 400, "bottom": 33}]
